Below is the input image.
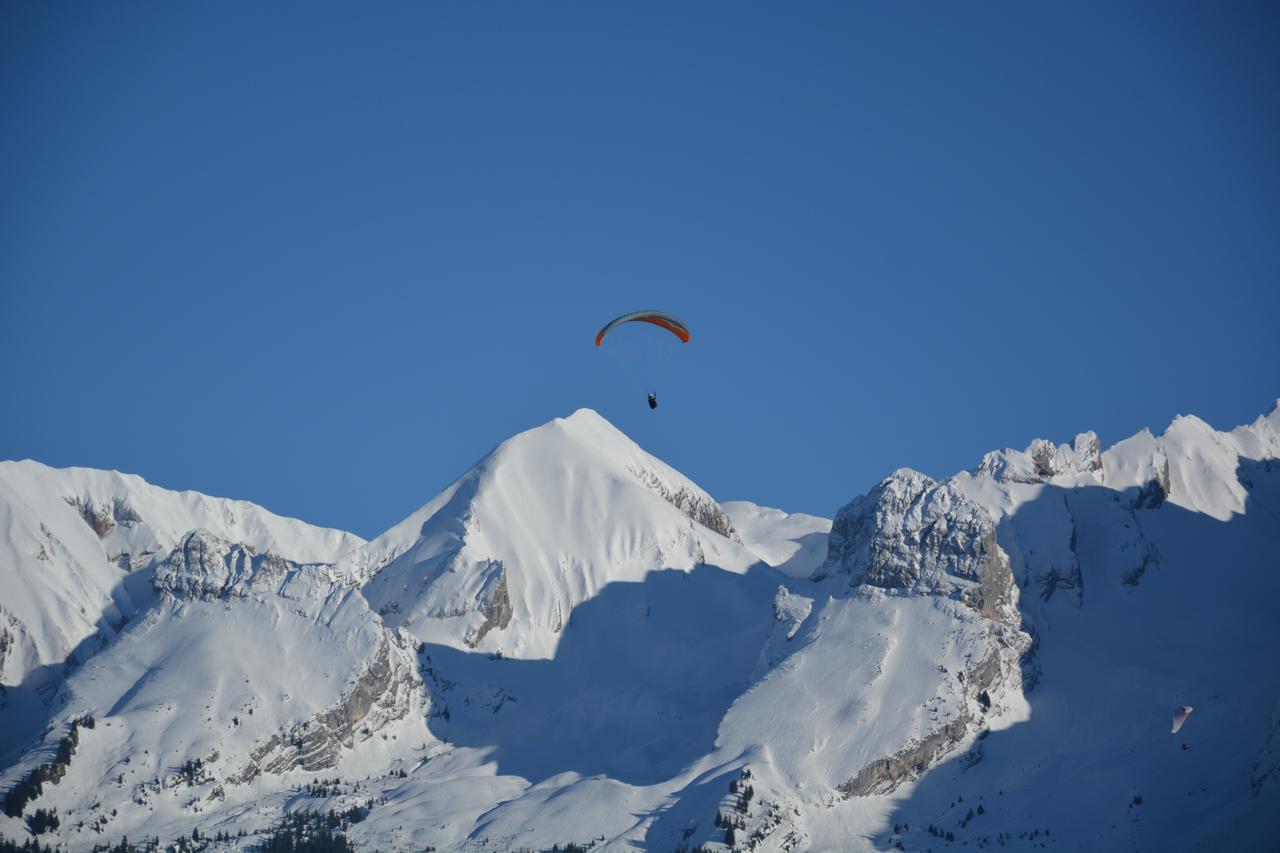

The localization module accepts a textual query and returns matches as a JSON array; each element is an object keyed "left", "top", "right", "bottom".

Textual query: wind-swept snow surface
[
  {"left": 1, "top": 403, "right": 1278, "bottom": 852},
  {"left": 722, "top": 501, "right": 831, "bottom": 578}
]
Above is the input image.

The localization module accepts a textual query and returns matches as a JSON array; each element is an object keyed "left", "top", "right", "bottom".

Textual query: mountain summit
[{"left": 356, "top": 408, "right": 758, "bottom": 658}]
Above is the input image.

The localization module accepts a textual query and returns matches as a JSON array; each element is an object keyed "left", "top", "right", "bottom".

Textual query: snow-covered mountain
[
  {"left": 1, "top": 402, "right": 1277, "bottom": 852},
  {"left": 0, "top": 461, "right": 365, "bottom": 765},
  {"left": 356, "top": 409, "right": 756, "bottom": 659}
]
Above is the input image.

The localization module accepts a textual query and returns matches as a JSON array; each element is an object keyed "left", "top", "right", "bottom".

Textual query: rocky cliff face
[
  {"left": 817, "top": 469, "right": 1017, "bottom": 623},
  {"left": 234, "top": 632, "right": 423, "bottom": 782},
  {"left": 66, "top": 495, "right": 142, "bottom": 539},
  {"left": 816, "top": 464, "right": 1032, "bottom": 799},
  {"left": 153, "top": 530, "right": 352, "bottom": 600},
  {"left": 464, "top": 566, "right": 513, "bottom": 647}
]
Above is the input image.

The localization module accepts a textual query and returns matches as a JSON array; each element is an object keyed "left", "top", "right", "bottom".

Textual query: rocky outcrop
[
  {"left": 65, "top": 496, "right": 141, "bottom": 538},
  {"left": 0, "top": 610, "right": 11, "bottom": 680},
  {"left": 839, "top": 714, "right": 970, "bottom": 797},
  {"left": 465, "top": 567, "right": 513, "bottom": 647},
  {"left": 1133, "top": 453, "right": 1171, "bottom": 510},
  {"left": 232, "top": 632, "right": 422, "bottom": 783},
  {"left": 154, "top": 530, "right": 342, "bottom": 600},
  {"left": 839, "top": 627, "right": 1028, "bottom": 799},
  {"left": 977, "top": 432, "right": 1103, "bottom": 485},
  {"left": 963, "top": 528, "right": 1015, "bottom": 620},
  {"left": 628, "top": 464, "right": 740, "bottom": 542},
  {"left": 751, "top": 586, "right": 814, "bottom": 679},
  {"left": 821, "top": 468, "right": 1033, "bottom": 800},
  {"left": 817, "top": 469, "right": 1016, "bottom": 622}
]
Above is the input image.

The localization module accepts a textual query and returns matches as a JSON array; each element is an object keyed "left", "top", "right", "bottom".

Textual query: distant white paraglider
[{"left": 1171, "top": 706, "right": 1194, "bottom": 734}]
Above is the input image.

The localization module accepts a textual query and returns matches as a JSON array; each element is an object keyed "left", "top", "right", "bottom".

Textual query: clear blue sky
[{"left": 3, "top": 2, "right": 1277, "bottom": 538}]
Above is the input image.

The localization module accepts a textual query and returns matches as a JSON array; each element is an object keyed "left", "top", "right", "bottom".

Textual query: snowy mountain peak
[{"left": 355, "top": 410, "right": 754, "bottom": 658}]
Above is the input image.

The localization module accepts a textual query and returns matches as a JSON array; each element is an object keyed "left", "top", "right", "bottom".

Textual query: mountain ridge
[{"left": 0, "top": 400, "right": 1276, "bottom": 851}]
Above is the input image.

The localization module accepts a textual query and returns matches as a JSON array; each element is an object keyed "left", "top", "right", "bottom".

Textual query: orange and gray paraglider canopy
[
  {"left": 595, "top": 311, "right": 691, "bottom": 347},
  {"left": 1171, "top": 706, "right": 1194, "bottom": 734}
]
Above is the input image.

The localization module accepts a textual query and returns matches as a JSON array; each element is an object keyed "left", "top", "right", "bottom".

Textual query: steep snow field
[{"left": 1, "top": 403, "right": 1277, "bottom": 851}]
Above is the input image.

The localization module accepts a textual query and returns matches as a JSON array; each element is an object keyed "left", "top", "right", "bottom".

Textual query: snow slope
[
  {"left": 823, "top": 401, "right": 1280, "bottom": 852},
  {"left": 0, "top": 528, "right": 424, "bottom": 850},
  {"left": 1, "top": 402, "right": 1277, "bottom": 852},
  {"left": 0, "top": 461, "right": 363, "bottom": 765},
  {"left": 722, "top": 502, "right": 831, "bottom": 578},
  {"left": 0, "top": 460, "right": 363, "bottom": 684}
]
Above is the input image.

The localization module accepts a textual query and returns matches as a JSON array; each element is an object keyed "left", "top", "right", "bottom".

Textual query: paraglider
[
  {"left": 595, "top": 311, "right": 689, "bottom": 409},
  {"left": 1171, "top": 706, "right": 1194, "bottom": 734},
  {"left": 594, "top": 310, "right": 691, "bottom": 347}
]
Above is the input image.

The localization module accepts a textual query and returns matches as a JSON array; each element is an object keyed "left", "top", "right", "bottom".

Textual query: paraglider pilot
[{"left": 594, "top": 311, "right": 689, "bottom": 414}]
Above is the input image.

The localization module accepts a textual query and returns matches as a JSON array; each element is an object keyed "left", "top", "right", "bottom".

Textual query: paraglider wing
[
  {"left": 1171, "top": 706, "right": 1194, "bottom": 734},
  {"left": 595, "top": 311, "right": 691, "bottom": 346}
]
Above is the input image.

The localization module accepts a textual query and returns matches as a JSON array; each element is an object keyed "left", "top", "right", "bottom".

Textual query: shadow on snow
[
  {"left": 419, "top": 563, "right": 784, "bottom": 787},
  {"left": 875, "top": 457, "right": 1280, "bottom": 851}
]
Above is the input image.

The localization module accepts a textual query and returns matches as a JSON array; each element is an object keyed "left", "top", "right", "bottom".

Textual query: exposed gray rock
[
  {"left": 959, "top": 529, "right": 1015, "bottom": 621},
  {"left": 817, "top": 470, "right": 1017, "bottom": 621},
  {"left": 1134, "top": 454, "right": 1171, "bottom": 510},
  {"left": 0, "top": 612, "right": 10, "bottom": 682},
  {"left": 67, "top": 496, "right": 114, "bottom": 538},
  {"left": 466, "top": 567, "right": 513, "bottom": 647},
  {"left": 111, "top": 499, "right": 142, "bottom": 528},
  {"left": 750, "top": 586, "right": 814, "bottom": 679},
  {"left": 628, "top": 464, "right": 740, "bottom": 542},
  {"left": 154, "top": 530, "right": 339, "bottom": 600},
  {"left": 967, "top": 646, "right": 1004, "bottom": 697},
  {"left": 838, "top": 627, "right": 1028, "bottom": 798},
  {"left": 64, "top": 496, "right": 142, "bottom": 538},
  {"left": 838, "top": 714, "right": 970, "bottom": 797},
  {"left": 820, "top": 467, "right": 1034, "bottom": 799},
  {"left": 977, "top": 431, "right": 1104, "bottom": 485},
  {"left": 232, "top": 631, "right": 422, "bottom": 783}
]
